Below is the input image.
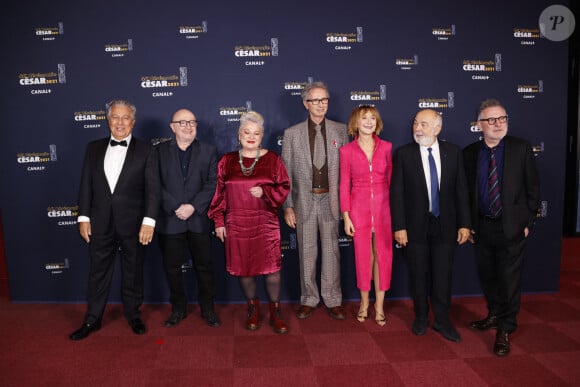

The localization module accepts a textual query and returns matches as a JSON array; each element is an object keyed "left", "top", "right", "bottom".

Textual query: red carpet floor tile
[
  {"left": 532, "top": 352, "right": 580, "bottom": 385},
  {"left": 233, "top": 367, "right": 318, "bottom": 387},
  {"left": 154, "top": 335, "right": 234, "bottom": 369},
  {"left": 523, "top": 299, "right": 580, "bottom": 322},
  {"left": 148, "top": 369, "right": 235, "bottom": 387},
  {"left": 392, "top": 359, "right": 488, "bottom": 387},
  {"left": 304, "top": 332, "right": 386, "bottom": 366},
  {"left": 514, "top": 323, "right": 580, "bottom": 353},
  {"left": 314, "top": 363, "right": 405, "bottom": 387},
  {"left": 372, "top": 330, "right": 459, "bottom": 362},
  {"left": 233, "top": 335, "right": 311, "bottom": 368},
  {"left": 465, "top": 355, "right": 573, "bottom": 386},
  {"left": 550, "top": 321, "right": 580, "bottom": 343}
]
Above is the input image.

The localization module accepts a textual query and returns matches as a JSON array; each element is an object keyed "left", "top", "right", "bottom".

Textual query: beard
[{"left": 414, "top": 132, "right": 435, "bottom": 147}]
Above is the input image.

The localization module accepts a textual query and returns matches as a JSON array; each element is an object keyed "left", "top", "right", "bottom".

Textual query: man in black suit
[
  {"left": 391, "top": 109, "right": 471, "bottom": 342},
  {"left": 70, "top": 99, "right": 160, "bottom": 340},
  {"left": 156, "top": 108, "right": 221, "bottom": 328},
  {"left": 464, "top": 99, "right": 540, "bottom": 356}
]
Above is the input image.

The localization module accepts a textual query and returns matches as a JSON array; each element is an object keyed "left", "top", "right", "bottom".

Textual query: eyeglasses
[
  {"left": 171, "top": 120, "right": 198, "bottom": 127},
  {"left": 306, "top": 98, "right": 329, "bottom": 105},
  {"left": 478, "top": 115, "right": 508, "bottom": 125}
]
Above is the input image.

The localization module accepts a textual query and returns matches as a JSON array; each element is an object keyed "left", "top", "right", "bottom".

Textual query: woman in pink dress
[
  {"left": 208, "top": 111, "right": 291, "bottom": 334},
  {"left": 340, "top": 105, "right": 393, "bottom": 326}
]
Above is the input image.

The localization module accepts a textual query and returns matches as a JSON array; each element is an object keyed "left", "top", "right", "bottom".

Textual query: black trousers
[
  {"left": 157, "top": 231, "right": 216, "bottom": 314},
  {"left": 404, "top": 216, "right": 456, "bottom": 325},
  {"left": 85, "top": 230, "right": 145, "bottom": 324},
  {"left": 475, "top": 217, "right": 526, "bottom": 333}
]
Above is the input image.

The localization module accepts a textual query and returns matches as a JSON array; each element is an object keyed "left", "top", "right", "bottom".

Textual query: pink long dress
[
  {"left": 339, "top": 135, "right": 393, "bottom": 291},
  {"left": 208, "top": 150, "right": 290, "bottom": 276}
]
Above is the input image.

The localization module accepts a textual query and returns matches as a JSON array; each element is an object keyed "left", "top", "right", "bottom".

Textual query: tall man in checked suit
[
  {"left": 281, "top": 81, "right": 349, "bottom": 320},
  {"left": 391, "top": 109, "right": 471, "bottom": 342},
  {"left": 70, "top": 99, "right": 160, "bottom": 340},
  {"left": 156, "top": 108, "right": 221, "bottom": 328},
  {"left": 464, "top": 99, "right": 540, "bottom": 356}
]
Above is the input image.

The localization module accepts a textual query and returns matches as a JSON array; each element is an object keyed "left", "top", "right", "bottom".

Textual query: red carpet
[{"left": 1, "top": 238, "right": 579, "bottom": 386}]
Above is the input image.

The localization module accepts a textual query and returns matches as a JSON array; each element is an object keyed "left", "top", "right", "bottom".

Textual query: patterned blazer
[{"left": 281, "top": 118, "right": 348, "bottom": 222}]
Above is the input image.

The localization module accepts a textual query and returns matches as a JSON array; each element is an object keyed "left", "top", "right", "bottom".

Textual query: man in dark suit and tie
[
  {"left": 156, "top": 108, "right": 221, "bottom": 328},
  {"left": 391, "top": 109, "right": 471, "bottom": 342},
  {"left": 464, "top": 98, "right": 540, "bottom": 356},
  {"left": 70, "top": 99, "right": 160, "bottom": 340}
]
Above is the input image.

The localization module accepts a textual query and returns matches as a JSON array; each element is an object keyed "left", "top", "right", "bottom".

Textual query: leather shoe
[
  {"left": 164, "top": 312, "right": 186, "bottom": 327},
  {"left": 493, "top": 329, "right": 510, "bottom": 356},
  {"left": 432, "top": 321, "right": 461, "bottom": 342},
  {"left": 470, "top": 315, "right": 498, "bottom": 331},
  {"left": 297, "top": 305, "right": 315, "bottom": 319},
  {"left": 328, "top": 306, "right": 345, "bottom": 320},
  {"left": 202, "top": 310, "right": 221, "bottom": 327},
  {"left": 412, "top": 319, "right": 428, "bottom": 336},
  {"left": 69, "top": 322, "right": 101, "bottom": 341},
  {"left": 129, "top": 318, "right": 147, "bottom": 335}
]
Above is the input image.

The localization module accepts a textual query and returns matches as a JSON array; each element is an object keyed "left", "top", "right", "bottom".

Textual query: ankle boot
[
  {"left": 269, "top": 302, "right": 289, "bottom": 334},
  {"left": 246, "top": 298, "right": 260, "bottom": 330}
]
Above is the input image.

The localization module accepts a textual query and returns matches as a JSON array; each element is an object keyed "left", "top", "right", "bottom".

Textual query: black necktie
[{"left": 110, "top": 139, "right": 127, "bottom": 147}]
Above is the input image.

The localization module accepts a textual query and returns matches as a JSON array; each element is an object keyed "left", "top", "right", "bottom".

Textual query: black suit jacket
[
  {"left": 391, "top": 140, "right": 471, "bottom": 243},
  {"left": 156, "top": 139, "right": 218, "bottom": 234},
  {"left": 463, "top": 135, "right": 540, "bottom": 241},
  {"left": 78, "top": 137, "right": 160, "bottom": 237}
]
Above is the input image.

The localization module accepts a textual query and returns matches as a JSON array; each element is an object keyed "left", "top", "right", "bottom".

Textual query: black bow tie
[{"left": 110, "top": 139, "right": 127, "bottom": 147}]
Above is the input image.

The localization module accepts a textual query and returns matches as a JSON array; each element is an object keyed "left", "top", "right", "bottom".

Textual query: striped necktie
[{"left": 488, "top": 147, "right": 502, "bottom": 217}]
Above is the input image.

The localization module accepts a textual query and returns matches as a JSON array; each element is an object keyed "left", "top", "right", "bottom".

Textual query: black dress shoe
[
  {"left": 412, "top": 319, "right": 428, "bottom": 336},
  {"left": 202, "top": 310, "right": 221, "bottom": 327},
  {"left": 164, "top": 312, "right": 187, "bottom": 327},
  {"left": 432, "top": 322, "right": 462, "bottom": 342},
  {"left": 69, "top": 322, "right": 101, "bottom": 341},
  {"left": 129, "top": 318, "right": 147, "bottom": 335},
  {"left": 470, "top": 315, "right": 498, "bottom": 330},
  {"left": 493, "top": 329, "right": 510, "bottom": 356}
]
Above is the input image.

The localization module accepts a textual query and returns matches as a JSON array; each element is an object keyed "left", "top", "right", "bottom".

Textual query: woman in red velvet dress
[
  {"left": 208, "top": 111, "right": 290, "bottom": 334},
  {"left": 340, "top": 105, "right": 393, "bottom": 326}
]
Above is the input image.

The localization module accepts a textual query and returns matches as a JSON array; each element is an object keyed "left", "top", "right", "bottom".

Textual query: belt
[
  {"left": 311, "top": 188, "right": 329, "bottom": 194},
  {"left": 481, "top": 215, "right": 501, "bottom": 221}
]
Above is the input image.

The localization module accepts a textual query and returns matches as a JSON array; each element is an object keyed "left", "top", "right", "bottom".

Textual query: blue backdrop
[{"left": 0, "top": 0, "right": 570, "bottom": 303}]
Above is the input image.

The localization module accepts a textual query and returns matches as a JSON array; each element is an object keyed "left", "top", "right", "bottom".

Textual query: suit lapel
[
  {"left": 96, "top": 139, "right": 113, "bottom": 194},
  {"left": 115, "top": 138, "right": 135, "bottom": 190},
  {"left": 301, "top": 122, "right": 313, "bottom": 179},
  {"left": 439, "top": 142, "right": 448, "bottom": 189},
  {"left": 412, "top": 143, "right": 429, "bottom": 198},
  {"left": 185, "top": 141, "right": 200, "bottom": 182}
]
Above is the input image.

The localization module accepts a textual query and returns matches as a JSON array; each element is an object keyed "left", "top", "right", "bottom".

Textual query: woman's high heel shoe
[
  {"left": 356, "top": 304, "right": 368, "bottom": 322},
  {"left": 374, "top": 306, "right": 386, "bottom": 327}
]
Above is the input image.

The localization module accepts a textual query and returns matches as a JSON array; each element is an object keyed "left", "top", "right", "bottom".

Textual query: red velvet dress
[
  {"left": 208, "top": 150, "right": 290, "bottom": 276},
  {"left": 339, "top": 135, "right": 393, "bottom": 291}
]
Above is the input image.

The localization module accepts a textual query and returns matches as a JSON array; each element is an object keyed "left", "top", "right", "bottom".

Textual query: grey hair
[
  {"left": 301, "top": 81, "right": 329, "bottom": 101},
  {"left": 239, "top": 111, "right": 264, "bottom": 132},
  {"left": 477, "top": 98, "right": 505, "bottom": 119},
  {"left": 106, "top": 99, "right": 136, "bottom": 120}
]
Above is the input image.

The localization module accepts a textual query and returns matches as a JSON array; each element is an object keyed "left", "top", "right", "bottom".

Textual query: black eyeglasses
[
  {"left": 478, "top": 115, "right": 508, "bottom": 125},
  {"left": 306, "top": 98, "right": 329, "bottom": 105},
  {"left": 171, "top": 120, "right": 198, "bottom": 127}
]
